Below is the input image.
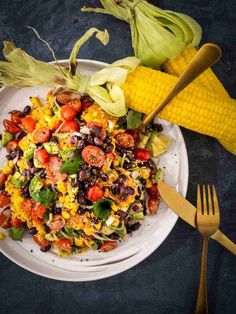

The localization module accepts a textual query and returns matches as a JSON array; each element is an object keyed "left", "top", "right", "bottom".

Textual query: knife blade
[{"left": 158, "top": 181, "right": 236, "bottom": 256}]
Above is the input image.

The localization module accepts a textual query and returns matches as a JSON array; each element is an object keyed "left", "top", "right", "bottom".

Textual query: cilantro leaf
[
  {"left": 126, "top": 110, "right": 142, "bottom": 129},
  {"left": 32, "top": 189, "right": 55, "bottom": 206},
  {"left": 60, "top": 152, "right": 83, "bottom": 174},
  {"left": 93, "top": 198, "right": 112, "bottom": 221}
]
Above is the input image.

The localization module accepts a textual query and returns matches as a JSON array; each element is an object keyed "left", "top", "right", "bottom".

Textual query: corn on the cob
[
  {"left": 163, "top": 47, "right": 229, "bottom": 99},
  {"left": 123, "top": 66, "right": 236, "bottom": 154}
]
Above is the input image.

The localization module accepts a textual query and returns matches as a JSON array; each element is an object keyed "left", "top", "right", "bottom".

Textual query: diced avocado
[
  {"left": 29, "top": 176, "right": 43, "bottom": 194},
  {"left": 101, "top": 224, "right": 115, "bottom": 236},
  {"left": 1, "top": 131, "right": 14, "bottom": 147},
  {"left": 115, "top": 222, "right": 127, "bottom": 239},
  {"left": 43, "top": 142, "right": 59, "bottom": 155},
  {"left": 24, "top": 144, "right": 36, "bottom": 160},
  {"left": 8, "top": 227, "right": 24, "bottom": 241},
  {"left": 59, "top": 147, "right": 76, "bottom": 160},
  {"left": 153, "top": 168, "right": 164, "bottom": 183},
  {"left": 132, "top": 212, "right": 144, "bottom": 221},
  {"left": 11, "top": 172, "right": 26, "bottom": 188},
  {"left": 137, "top": 133, "right": 151, "bottom": 149},
  {"left": 146, "top": 131, "right": 171, "bottom": 157}
]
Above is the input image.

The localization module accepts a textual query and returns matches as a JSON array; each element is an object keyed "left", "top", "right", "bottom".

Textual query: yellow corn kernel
[
  {"left": 0, "top": 232, "right": 5, "bottom": 240},
  {"left": 104, "top": 188, "right": 110, "bottom": 198},
  {"left": 57, "top": 181, "right": 67, "bottom": 195},
  {"left": 123, "top": 66, "right": 236, "bottom": 154},
  {"left": 111, "top": 203, "right": 119, "bottom": 212},
  {"left": 30, "top": 96, "right": 42, "bottom": 108},
  {"left": 2, "top": 165, "right": 12, "bottom": 174},
  {"left": 113, "top": 159, "right": 120, "bottom": 167},
  {"left": 145, "top": 179, "right": 152, "bottom": 188},
  {"left": 140, "top": 168, "right": 150, "bottom": 179},
  {"left": 62, "top": 211, "right": 70, "bottom": 220},
  {"left": 75, "top": 237, "right": 84, "bottom": 247}
]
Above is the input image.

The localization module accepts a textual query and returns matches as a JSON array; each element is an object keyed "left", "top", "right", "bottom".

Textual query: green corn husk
[
  {"left": 0, "top": 27, "right": 140, "bottom": 117},
  {"left": 82, "top": 0, "right": 202, "bottom": 68}
]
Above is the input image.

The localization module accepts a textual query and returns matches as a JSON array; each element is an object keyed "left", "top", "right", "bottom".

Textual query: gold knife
[{"left": 158, "top": 181, "right": 236, "bottom": 256}]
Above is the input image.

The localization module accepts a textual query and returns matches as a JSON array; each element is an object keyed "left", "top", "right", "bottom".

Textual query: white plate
[{"left": 0, "top": 59, "right": 188, "bottom": 281}]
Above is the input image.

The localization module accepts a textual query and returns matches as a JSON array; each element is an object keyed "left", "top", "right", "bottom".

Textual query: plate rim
[{"left": 0, "top": 59, "right": 189, "bottom": 281}]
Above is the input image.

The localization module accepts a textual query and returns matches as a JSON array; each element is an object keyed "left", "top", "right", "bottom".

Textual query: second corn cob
[
  {"left": 163, "top": 47, "right": 229, "bottom": 99},
  {"left": 123, "top": 66, "right": 236, "bottom": 153}
]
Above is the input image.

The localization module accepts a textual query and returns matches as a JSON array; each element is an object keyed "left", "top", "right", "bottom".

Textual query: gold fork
[{"left": 195, "top": 185, "right": 220, "bottom": 314}]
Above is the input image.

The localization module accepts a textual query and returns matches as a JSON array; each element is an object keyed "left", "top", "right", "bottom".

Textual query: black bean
[
  {"left": 117, "top": 174, "right": 127, "bottom": 184},
  {"left": 90, "top": 177, "right": 98, "bottom": 185},
  {"left": 9, "top": 151, "right": 16, "bottom": 159},
  {"left": 16, "top": 149, "right": 23, "bottom": 158},
  {"left": 26, "top": 159, "right": 34, "bottom": 168},
  {"left": 111, "top": 184, "right": 119, "bottom": 195},
  {"left": 81, "top": 134, "right": 88, "bottom": 141},
  {"left": 105, "top": 144, "right": 114, "bottom": 152},
  {"left": 105, "top": 137, "right": 112, "bottom": 144},
  {"left": 40, "top": 245, "right": 51, "bottom": 252},
  {"left": 40, "top": 171, "right": 46, "bottom": 179},
  {"left": 100, "top": 173, "right": 109, "bottom": 182},
  {"left": 77, "top": 207, "right": 86, "bottom": 215},
  {"left": 129, "top": 222, "right": 141, "bottom": 232},
  {"left": 126, "top": 151, "right": 135, "bottom": 161},
  {"left": 0, "top": 134, "right": 2, "bottom": 140},
  {"left": 120, "top": 193, "right": 128, "bottom": 201},
  {"left": 109, "top": 233, "right": 120, "bottom": 240},
  {"left": 77, "top": 189, "right": 85, "bottom": 197},
  {"left": 16, "top": 131, "right": 27, "bottom": 141},
  {"left": 126, "top": 187, "right": 135, "bottom": 195},
  {"left": 6, "top": 154, "right": 13, "bottom": 160},
  {"left": 23, "top": 105, "right": 31, "bottom": 116},
  {"left": 90, "top": 217, "right": 98, "bottom": 224},
  {"left": 77, "top": 196, "right": 87, "bottom": 205},
  {"left": 29, "top": 227, "right": 38, "bottom": 235},
  {"left": 77, "top": 139, "right": 86, "bottom": 149},
  {"left": 71, "top": 177, "right": 78, "bottom": 187},
  {"left": 86, "top": 134, "right": 94, "bottom": 144},
  {"left": 146, "top": 159, "right": 157, "bottom": 170},
  {"left": 81, "top": 163, "right": 92, "bottom": 170},
  {"left": 94, "top": 137, "right": 103, "bottom": 146},
  {"left": 84, "top": 181, "right": 90, "bottom": 189},
  {"left": 116, "top": 210, "right": 128, "bottom": 219},
  {"left": 42, "top": 223, "right": 51, "bottom": 233},
  {"left": 153, "top": 123, "right": 163, "bottom": 132},
  {"left": 78, "top": 170, "right": 87, "bottom": 182},
  {"left": 91, "top": 168, "right": 100, "bottom": 177},
  {"left": 123, "top": 161, "right": 131, "bottom": 170},
  {"left": 139, "top": 178, "right": 146, "bottom": 185},
  {"left": 90, "top": 126, "right": 103, "bottom": 138}
]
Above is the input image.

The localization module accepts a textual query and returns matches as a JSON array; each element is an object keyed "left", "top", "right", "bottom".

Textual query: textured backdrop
[{"left": 0, "top": 1, "right": 236, "bottom": 313}]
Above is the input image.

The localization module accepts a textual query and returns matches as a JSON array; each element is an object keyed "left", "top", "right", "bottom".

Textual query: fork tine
[
  {"left": 212, "top": 185, "right": 220, "bottom": 216},
  {"left": 202, "top": 185, "right": 207, "bottom": 215},
  {"left": 207, "top": 185, "right": 213, "bottom": 215},
  {"left": 197, "top": 184, "right": 202, "bottom": 214}
]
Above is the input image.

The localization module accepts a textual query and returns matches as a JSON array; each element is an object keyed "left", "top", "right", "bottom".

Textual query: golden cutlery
[
  {"left": 195, "top": 185, "right": 220, "bottom": 314},
  {"left": 158, "top": 181, "right": 236, "bottom": 255}
]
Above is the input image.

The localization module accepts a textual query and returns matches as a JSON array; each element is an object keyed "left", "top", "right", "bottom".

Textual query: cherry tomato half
[
  {"left": 0, "top": 207, "right": 11, "bottom": 229},
  {"left": 35, "top": 148, "right": 50, "bottom": 165},
  {"left": 60, "top": 121, "right": 79, "bottom": 133},
  {"left": 148, "top": 198, "right": 160, "bottom": 215},
  {"left": 115, "top": 132, "right": 134, "bottom": 148},
  {"left": 0, "top": 172, "right": 8, "bottom": 190},
  {"left": 69, "top": 99, "right": 81, "bottom": 113},
  {"left": 6, "top": 140, "right": 19, "bottom": 153},
  {"left": 3, "top": 119, "right": 21, "bottom": 135},
  {"left": 21, "top": 199, "right": 35, "bottom": 215},
  {"left": 133, "top": 148, "right": 151, "bottom": 161},
  {"left": 0, "top": 191, "right": 11, "bottom": 208},
  {"left": 46, "top": 214, "right": 65, "bottom": 232},
  {"left": 31, "top": 203, "right": 47, "bottom": 225},
  {"left": 33, "top": 235, "right": 50, "bottom": 248},
  {"left": 82, "top": 145, "right": 105, "bottom": 168},
  {"left": 55, "top": 239, "right": 72, "bottom": 252},
  {"left": 21, "top": 117, "right": 36, "bottom": 133},
  {"left": 99, "top": 241, "right": 118, "bottom": 252},
  {"left": 86, "top": 185, "right": 104, "bottom": 202},
  {"left": 61, "top": 105, "right": 77, "bottom": 121},
  {"left": 11, "top": 110, "right": 23, "bottom": 124},
  {"left": 56, "top": 92, "right": 72, "bottom": 105},
  {"left": 46, "top": 157, "right": 67, "bottom": 183},
  {"left": 33, "top": 127, "right": 51, "bottom": 143},
  {"left": 11, "top": 217, "right": 24, "bottom": 228}
]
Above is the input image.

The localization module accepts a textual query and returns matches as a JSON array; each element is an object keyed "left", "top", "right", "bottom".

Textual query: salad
[{"left": 0, "top": 91, "right": 170, "bottom": 256}]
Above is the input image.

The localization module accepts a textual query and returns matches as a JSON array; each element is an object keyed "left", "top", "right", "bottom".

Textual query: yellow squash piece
[{"left": 123, "top": 66, "right": 236, "bottom": 154}]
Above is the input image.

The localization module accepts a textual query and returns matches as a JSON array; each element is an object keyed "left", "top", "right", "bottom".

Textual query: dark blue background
[{"left": 0, "top": 1, "right": 236, "bottom": 313}]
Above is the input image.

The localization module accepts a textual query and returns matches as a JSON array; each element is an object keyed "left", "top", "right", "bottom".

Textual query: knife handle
[{"left": 211, "top": 229, "right": 236, "bottom": 255}]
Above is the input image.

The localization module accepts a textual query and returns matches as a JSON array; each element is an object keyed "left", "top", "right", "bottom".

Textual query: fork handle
[{"left": 195, "top": 237, "right": 209, "bottom": 314}]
